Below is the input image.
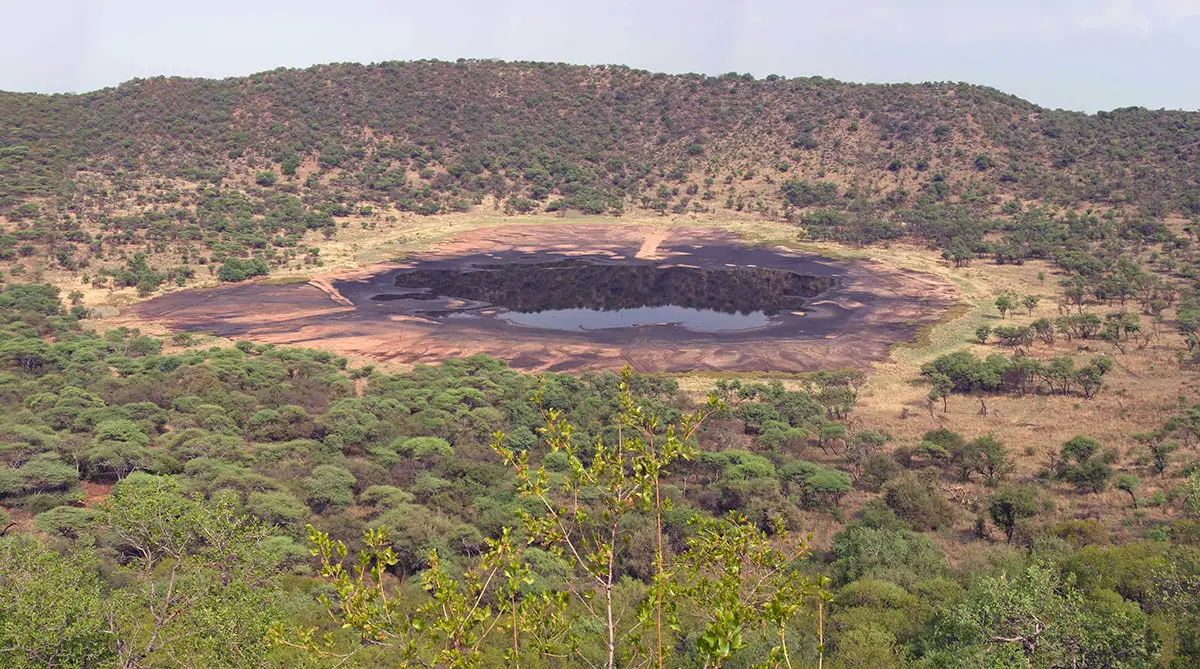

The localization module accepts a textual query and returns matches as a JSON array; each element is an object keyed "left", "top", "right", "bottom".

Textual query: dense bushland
[{"left": 2, "top": 282, "right": 1200, "bottom": 667}]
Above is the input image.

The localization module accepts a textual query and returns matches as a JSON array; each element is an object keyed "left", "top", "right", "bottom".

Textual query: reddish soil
[
  {"left": 132, "top": 226, "right": 958, "bottom": 373},
  {"left": 80, "top": 480, "right": 114, "bottom": 507}
]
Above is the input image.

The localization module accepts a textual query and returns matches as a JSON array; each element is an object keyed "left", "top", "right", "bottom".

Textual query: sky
[{"left": 2, "top": 0, "right": 1199, "bottom": 112}]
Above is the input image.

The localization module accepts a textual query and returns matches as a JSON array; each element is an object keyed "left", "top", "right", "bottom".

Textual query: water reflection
[{"left": 374, "top": 259, "right": 835, "bottom": 333}]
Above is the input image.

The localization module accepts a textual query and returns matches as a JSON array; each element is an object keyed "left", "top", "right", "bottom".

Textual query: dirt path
[{"left": 635, "top": 228, "right": 669, "bottom": 260}]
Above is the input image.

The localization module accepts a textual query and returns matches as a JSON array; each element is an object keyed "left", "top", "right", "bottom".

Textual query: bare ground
[{"left": 131, "top": 225, "right": 957, "bottom": 373}]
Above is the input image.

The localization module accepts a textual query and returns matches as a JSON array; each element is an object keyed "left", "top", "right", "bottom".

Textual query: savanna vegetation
[
  {"left": 3, "top": 59, "right": 1200, "bottom": 298},
  {"left": 2, "top": 277, "right": 1200, "bottom": 667},
  {"left": 5, "top": 59, "right": 1200, "bottom": 668}
]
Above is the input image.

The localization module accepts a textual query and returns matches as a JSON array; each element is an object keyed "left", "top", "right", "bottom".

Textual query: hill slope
[{"left": 2, "top": 59, "right": 1200, "bottom": 222}]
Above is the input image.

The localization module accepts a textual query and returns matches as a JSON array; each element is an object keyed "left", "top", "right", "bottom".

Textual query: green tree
[
  {"left": 303, "top": 464, "right": 356, "bottom": 512},
  {"left": 492, "top": 369, "right": 723, "bottom": 668},
  {"left": 930, "top": 562, "right": 1152, "bottom": 667},
  {"left": 674, "top": 513, "right": 813, "bottom": 669},
  {"left": 964, "top": 434, "right": 1012, "bottom": 486},
  {"left": 883, "top": 474, "right": 956, "bottom": 531},
  {"left": 987, "top": 484, "right": 1042, "bottom": 543},
  {"left": 0, "top": 538, "right": 113, "bottom": 668},
  {"left": 1116, "top": 474, "right": 1139, "bottom": 508},
  {"left": 271, "top": 525, "right": 571, "bottom": 668},
  {"left": 1058, "top": 435, "right": 1116, "bottom": 493},
  {"left": 1021, "top": 294, "right": 1040, "bottom": 315},
  {"left": 99, "top": 473, "right": 282, "bottom": 668},
  {"left": 995, "top": 294, "right": 1014, "bottom": 319}
]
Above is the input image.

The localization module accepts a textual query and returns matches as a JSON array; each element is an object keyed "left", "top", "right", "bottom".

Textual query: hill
[{"left": 3, "top": 58, "right": 1200, "bottom": 224}]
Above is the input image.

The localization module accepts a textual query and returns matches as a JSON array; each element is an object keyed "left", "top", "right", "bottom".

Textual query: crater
[
  {"left": 131, "top": 225, "right": 958, "bottom": 373},
  {"left": 363, "top": 259, "right": 837, "bottom": 334}
]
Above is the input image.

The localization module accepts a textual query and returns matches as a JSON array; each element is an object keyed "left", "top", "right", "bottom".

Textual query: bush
[
  {"left": 246, "top": 490, "right": 309, "bottom": 526},
  {"left": 304, "top": 465, "right": 356, "bottom": 513},
  {"left": 217, "top": 258, "right": 270, "bottom": 282},
  {"left": 1057, "top": 435, "right": 1116, "bottom": 493},
  {"left": 33, "top": 506, "right": 100, "bottom": 538},
  {"left": 987, "top": 484, "right": 1042, "bottom": 543},
  {"left": 359, "top": 485, "right": 415, "bottom": 507},
  {"left": 831, "top": 524, "right": 947, "bottom": 587},
  {"left": 883, "top": 474, "right": 956, "bottom": 531},
  {"left": 396, "top": 436, "right": 453, "bottom": 461}
]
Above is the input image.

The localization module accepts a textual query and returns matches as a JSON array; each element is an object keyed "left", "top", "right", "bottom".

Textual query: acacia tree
[
  {"left": 269, "top": 525, "right": 572, "bottom": 668},
  {"left": 672, "top": 513, "right": 816, "bottom": 669},
  {"left": 931, "top": 562, "right": 1151, "bottom": 666},
  {"left": 987, "top": 484, "right": 1041, "bottom": 543},
  {"left": 995, "top": 294, "right": 1015, "bottom": 319},
  {"left": 98, "top": 473, "right": 283, "bottom": 669},
  {"left": 492, "top": 368, "right": 725, "bottom": 668},
  {"left": 0, "top": 538, "right": 112, "bottom": 668},
  {"left": 281, "top": 370, "right": 827, "bottom": 668}
]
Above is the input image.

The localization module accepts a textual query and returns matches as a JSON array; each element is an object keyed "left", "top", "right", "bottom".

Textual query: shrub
[
  {"left": 247, "top": 490, "right": 309, "bottom": 526},
  {"left": 883, "top": 474, "right": 956, "bottom": 531},
  {"left": 33, "top": 506, "right": 100, "bottom": 538},
  {"left": 831, "top": 524, "right": 947, "bottom": 587},
  {"left": 217, "top": 258, "right": 270, "bottom": 282},
  {"left": 304, "top": 465, "right": 356, "bottom": 513}
]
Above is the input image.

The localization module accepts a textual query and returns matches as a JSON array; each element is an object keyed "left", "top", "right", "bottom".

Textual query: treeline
[{"left": 922, "top": 350, "right": 1113, "bottom": 405}]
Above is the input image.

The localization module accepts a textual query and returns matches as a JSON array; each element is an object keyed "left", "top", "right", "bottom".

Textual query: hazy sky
[{"left": 2, "top": 0, "right": 1198, "bottom": 112}]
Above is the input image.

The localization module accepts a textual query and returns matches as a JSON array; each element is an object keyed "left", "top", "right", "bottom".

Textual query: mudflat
[{"left": 132, "top": 225, "right": 958, "bottom": 372}]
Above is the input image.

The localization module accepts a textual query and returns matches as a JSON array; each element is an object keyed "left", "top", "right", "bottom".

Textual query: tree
[
  {"left": 1020, "top": 294, "right": 1040, "bottom": 315},
  {"left": 303, "top": 464, "right": 356, "bottom": 512},
  {"left": 217, "top": 257, "right": 269, "bottom": 282},
  {"left": 818, "top": 421, "right": 846, "bottom": 455},
  {"left": 882, "top": 474, "right": 956, "bottom": 531},
  {"left": 0, "top": 283, "right": 62, "bottom": 315},
  {"left": 987, "top": 484, "right": 1041, "bottom": 543},
  {"left": 995, "top": 294, "right": 1014, "bottom": 318},
  {"left": 930, "top": 562, "right": 1152, "bottom": 667},
  {"left": 927, "top": 372, "right": 953, "bottom": 413},
  {"left": 32, "top": 505, "right": 100, "bottom": 538},
  {"left": 86, "top": 419, "right": 151, "bottom": 479},
  {"left": 98, "top": 473, "right": 282, "bottom": 668},
  {"left": 0, "top": 538, "right": 113, "bottom": 668},
  {"left": 246, "top": 490, "right": 309, "bottom": 526},
  {"left": 271, "top": 525, "right": 571, "bottom": 668},
  {"left": 492, "top": 368, "right": 723, "bottom": 668},
  {"left": 1058, "top": 435, "right": 1116, "bottom": 493},
  {"left": 674, "top": 513, "right": 813, "bottom": 669},
  {"left": 282, "top": 371, "right": 826, "bottom": 668},
  {"left": 831, "top": 524, "right": 947, "bottom": 588},
  {"left": 975, "top": 325, "right": 992, "bottom": 344},
  {"left": 964, "top": 435, "right": 1012, "bottom": 486},
  {"left": 1116, "top": 474, "right": 1139, "bottom": 508}
]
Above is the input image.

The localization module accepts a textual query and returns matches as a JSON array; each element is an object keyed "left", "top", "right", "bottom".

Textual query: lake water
[{"left": 370, "top": 258, "right": 834, "bottom": 334}]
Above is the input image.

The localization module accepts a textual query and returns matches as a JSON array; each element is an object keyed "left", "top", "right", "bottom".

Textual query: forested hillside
[
  {"left": 5, "top": 59, "right": 1200, "bottom": 296},
  {"left": 3, "top": 59, "right": 1200, "bottom": 222}
]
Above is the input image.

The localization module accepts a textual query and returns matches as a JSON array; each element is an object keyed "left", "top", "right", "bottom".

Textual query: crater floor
[{"left": 133, "top": 225, "right": 958, "bottom": 373}]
